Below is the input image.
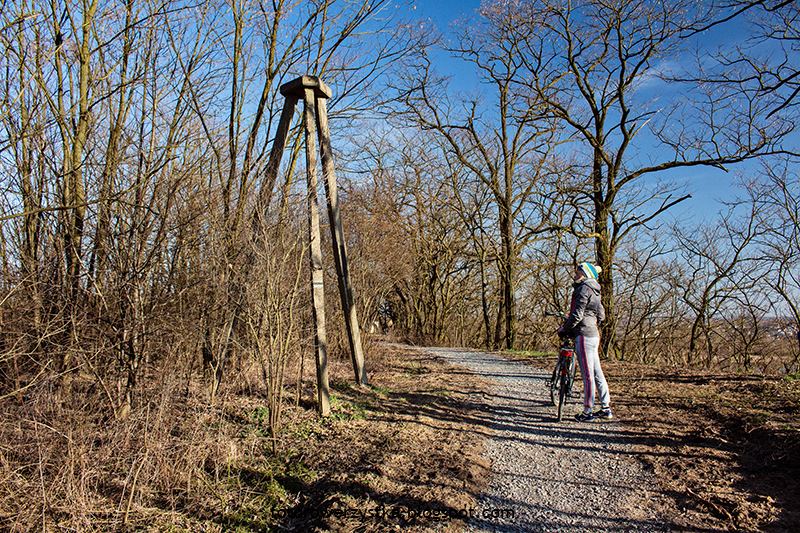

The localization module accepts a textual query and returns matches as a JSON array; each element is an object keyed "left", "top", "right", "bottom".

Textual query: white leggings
[{"left": 575, "top": 335, "right": 610, "bottom": 412}]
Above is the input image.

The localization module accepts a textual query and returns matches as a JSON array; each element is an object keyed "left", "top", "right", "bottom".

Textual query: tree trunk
[
  {"left": 479, "top": 248, "right": 492, "bottom": 350},
  {"left": 65, "top": 0, "right": 98, "bottom": 301},
  {"left": 499, "top": 204, "right": 517, "bottom": 350},
  {"left": 594, "top": 156, "right": 616, "bottom": 358}
]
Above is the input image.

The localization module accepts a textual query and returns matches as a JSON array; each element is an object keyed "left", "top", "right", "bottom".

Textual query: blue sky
[
  {"left": 409, "top": 0, "right": 484, "bottom": 27},
  {"left": 405, "top": 0, "right": 485, "bottom": 86}
]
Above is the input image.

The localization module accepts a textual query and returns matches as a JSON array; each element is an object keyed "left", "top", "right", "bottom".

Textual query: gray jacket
[{"left": 563, "top": 278, "right": 605, "bottom": 338}]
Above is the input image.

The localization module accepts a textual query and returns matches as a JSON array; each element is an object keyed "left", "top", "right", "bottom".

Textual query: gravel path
[{"left": 427, "top": 347, "right": 668, "bottom": 533}]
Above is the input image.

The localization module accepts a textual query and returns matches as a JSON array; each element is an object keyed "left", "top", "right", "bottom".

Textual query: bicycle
[{"left": 544, "top": 311, "right": 580, "bottom": 421}]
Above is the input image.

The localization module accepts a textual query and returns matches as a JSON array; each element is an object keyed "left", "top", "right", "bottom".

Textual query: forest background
[{"left": 0, "top": 0, "right": 798, "bottom": 530}]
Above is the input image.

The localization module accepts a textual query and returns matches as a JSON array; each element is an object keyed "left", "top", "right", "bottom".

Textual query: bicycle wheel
[
  {"left": 565, "top": 355, "right": 578, "bottom": 401},
  {"left": 557, "top": 371, "right": 568, "bottom": 421},
  {"left": 549, "top": 363, "right": 560, "bottom": 406}
]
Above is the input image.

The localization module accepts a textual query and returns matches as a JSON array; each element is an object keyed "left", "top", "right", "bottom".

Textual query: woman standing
[{"left": 558, "top": 262, "right": 612, "bottom": 422}]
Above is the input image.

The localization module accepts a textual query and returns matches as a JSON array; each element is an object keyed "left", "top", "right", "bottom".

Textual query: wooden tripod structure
[{"left": 264, "top": 76, "right": 367, "bottom": 416}]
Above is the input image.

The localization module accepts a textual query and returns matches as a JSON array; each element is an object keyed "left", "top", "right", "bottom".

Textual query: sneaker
[
  {"left": 593, "top": 408, "right": 613, "bottom": 420},
  {"left": 574, "top": 411, "right": 594, "bottom": 422}
]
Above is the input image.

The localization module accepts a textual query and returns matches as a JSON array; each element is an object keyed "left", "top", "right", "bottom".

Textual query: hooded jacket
[{"left": 563, "top": 278, "right": 605, "bottom": 338}]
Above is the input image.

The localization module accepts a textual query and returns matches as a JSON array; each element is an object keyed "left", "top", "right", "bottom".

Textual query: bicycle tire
[
  {"left": 557, "top": 371, "right": 567, "bottom": 421},
  {"left": 549, "top": 364, "right": 559, "bottom": 406},
  {"left": 565, "top": 355, "right": 578, "bottom": 402}
]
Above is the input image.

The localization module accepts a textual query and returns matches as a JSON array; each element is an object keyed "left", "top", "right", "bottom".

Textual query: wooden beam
[
  {"left": 302, "top": 87, "right": 331, "bottom": 417},
  {"left": 281, "top": 75, "right": 332, "bottom": 99},
  {"left": 255, "top": 94, "right": 298, "bottom": 226},
  {"left": 316, "top": 96, "right": 368, "bottom": 386}
]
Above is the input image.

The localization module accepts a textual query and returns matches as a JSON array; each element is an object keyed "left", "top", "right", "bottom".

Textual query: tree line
[
  {"left": 369, "top": 0, "right": 799, "bottom": 367},
  {"left": 0, "top": 0, "right": 798, "bottom": 424}
]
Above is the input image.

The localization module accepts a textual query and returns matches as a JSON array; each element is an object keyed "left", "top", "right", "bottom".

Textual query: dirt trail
[{"left": 428, "top": 346, "right": 667, "bottom": 532}]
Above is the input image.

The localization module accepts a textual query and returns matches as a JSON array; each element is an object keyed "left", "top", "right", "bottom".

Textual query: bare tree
[
  {"left": 336, "top": 129, "right": 417, "bottom": 339},
  {"left": 447, "top": 157, "right": 503, "bottom": 349},
  {"left": 246, "top": 205, "right": 306, "bottom": 453},
  {"left": 341, "top": 126, "right": 492, "bottom": 346},
  {"left": 483, "top": 0, "right": 795, "bottom": 355},
  {"left": 388, "top": 7, "right": 561, "bottom": 349},
  {"left": 0, "top": 0, "right": 195, "bottom": 402},
  {"left": 1, "top": 0, "right": 47, "bottom": 336},
  {"left": 672, "top": 201, "right": 765, "bottom": 367},
  {"left": 683, "top": 0, "right": 800, "bottom": 119},
  {"left": 613, "top": 233, "right": 676, "bottom": 364},
  {"left": 747, "top": 159, "right": 800, "bottom": 369}
]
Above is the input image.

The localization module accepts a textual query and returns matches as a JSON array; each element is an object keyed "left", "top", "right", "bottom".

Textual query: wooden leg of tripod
[
  {"left": 303, "top": 88, "right": 330, "bottom": 416},
  {"left": 315, "top": 96, "right": 368, "bottom": 386}
]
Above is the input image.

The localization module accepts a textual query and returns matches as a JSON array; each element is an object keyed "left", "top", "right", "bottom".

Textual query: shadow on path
[{"left": 425, "top": 346, "right": 672, "bottom": 533}]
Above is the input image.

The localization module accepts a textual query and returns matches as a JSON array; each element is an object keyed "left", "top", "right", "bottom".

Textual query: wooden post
[
  {"left": 316, "top": 96, "right": 368, "bottom": 386},
  {"left": 300, "top": 85, "right": 331, "bottom": 417}
]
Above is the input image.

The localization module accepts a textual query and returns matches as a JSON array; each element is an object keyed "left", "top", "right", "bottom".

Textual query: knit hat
[{"left": 580, "top": 262, "right": 601, "bottom": 279}]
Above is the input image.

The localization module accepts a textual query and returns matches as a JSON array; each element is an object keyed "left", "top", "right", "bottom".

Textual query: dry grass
[{"left": 0, "top": 342, "right": 490, "bottom": 532}]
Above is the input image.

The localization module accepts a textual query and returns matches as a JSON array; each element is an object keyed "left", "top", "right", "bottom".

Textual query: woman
[{"left": 558, "top": 262, "right": 612, "bottom": 422}]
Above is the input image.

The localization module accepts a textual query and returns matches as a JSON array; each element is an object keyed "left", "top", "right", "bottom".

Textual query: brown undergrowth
[
  {"left": 5, "top": 342, "right": 798, "bottom": 532},
  {"left": 510, "top": 351, "right": 800, "bottom": 532},
  {"left": 612, "top": 362, "right": 800, "bottom": 533},
  {"left": 0, "top": 342, "right": 490, "bottom": 532}
]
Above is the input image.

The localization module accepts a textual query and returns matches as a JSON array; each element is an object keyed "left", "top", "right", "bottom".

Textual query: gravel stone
[{"left": 427, "top": 346, "right": 670, "bottom": 533}]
